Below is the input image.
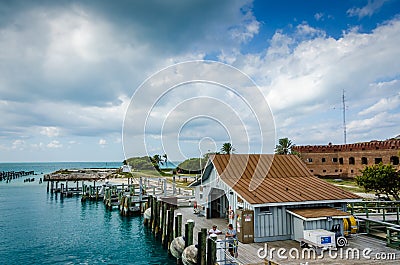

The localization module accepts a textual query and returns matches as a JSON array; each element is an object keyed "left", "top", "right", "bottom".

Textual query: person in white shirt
[{"left": 208, "top": 225, "right": 222, "bottom": 235}]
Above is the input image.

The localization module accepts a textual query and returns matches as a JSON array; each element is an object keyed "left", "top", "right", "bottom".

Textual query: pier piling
[
  {"left": 185, "top": 220, "right": 194, "bottom": 248},
  {"left": 197, "top": 228, "right": 207, "bottom": 265},
  {"left": 207, "top": 234, "right": 217, "bottom": 265}
]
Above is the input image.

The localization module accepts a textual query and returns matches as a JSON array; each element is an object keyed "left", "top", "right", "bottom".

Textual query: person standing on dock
[
  {"left": 208, "top": 225, "right": 222, "bottom": 236},
  {"left": 225, "top": 223, "right": 237, "bottom": 257}
]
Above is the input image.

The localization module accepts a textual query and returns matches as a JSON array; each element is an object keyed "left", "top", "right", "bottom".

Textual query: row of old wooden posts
[
  {"left": 0, "top": 170, "right": 35, "bottom": 183},
  {"left": 144, "top": 195, "right": 219, "bottom": 265}
]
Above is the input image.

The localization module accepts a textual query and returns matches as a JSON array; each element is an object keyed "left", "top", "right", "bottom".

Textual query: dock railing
[
  {"left": 348, "top": 201, "right": 400, "bottom": 223},
  {"left": 348, "top": 201, "right": 400, "bottom": 249}
]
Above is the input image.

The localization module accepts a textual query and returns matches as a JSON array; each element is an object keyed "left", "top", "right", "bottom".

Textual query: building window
[
  {"left": 339, "top": 158, "right": 344, "bottom": 165},
  {"left": 259, "top": 206, "right": 271, "bottom": 213},
  {"left": 351, "top": 170, "right": 354, "bottom": 173},
  {"left": 307, "top": 158, "right": 313, "bottom": 163},
  {"left": 375, "top": 158, "right": 382, "bottom": 164},
  {"left": 323, "top": 170, "right": 326, "bottom": 173},
  {"left": 334, "top": 202, "right": 342, "bottom": 208},
  {"left": 310, "top": 170, "right": 313, "bottom": 172},
  {"left": 349, "top": 157, "right": 355, "bottom": 165},
  {"left": 391, "top": 156, "right": 399, "bottom": 165},
  {"left": 322, "top": 158, "right": 326, "bottom": 163},
  {"left": 335, "top": 169, "right": 338, "bottom": 172},
  {"left": 361, "top": 157, "right": 368, "bottom": 165},
  {"left": 332, "top": 158, "right": 338, "bottom": 163}
]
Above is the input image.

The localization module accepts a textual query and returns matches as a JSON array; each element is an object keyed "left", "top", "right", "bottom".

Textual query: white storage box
[{"left": 303, "top": 229, "right": 336, "bottom": 248}]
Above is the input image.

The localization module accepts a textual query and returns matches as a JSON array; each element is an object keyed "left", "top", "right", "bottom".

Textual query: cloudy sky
[{"left": 0, "top": 0, "right": 399, "bottom": 162}]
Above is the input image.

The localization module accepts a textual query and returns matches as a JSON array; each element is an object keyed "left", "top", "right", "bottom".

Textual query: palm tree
[
  {"left": 275, "top": 138, "right": 295, "bottom": 155},
  {"left": 152, "top": 154, "right": 163, "bottom": 166},
  {"left": 162, "top": 154, "right": 168, "bottom": 166},
  {"left": 220, "top": 142, "right": 235, "bottom": 154}
]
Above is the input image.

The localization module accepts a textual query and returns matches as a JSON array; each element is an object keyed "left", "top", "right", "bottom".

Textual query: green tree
[
  {"left": 126, "top": 156, "right": 156, "bottom": 170},
  {"left": 275, "top": 137, "right": 297, "bottom": 155},
  {"left": 356, "top": 163, "right": 400, "bottom": 200},
  {"left": 220, "top": 142, "right": 235, "bottom": 154}
]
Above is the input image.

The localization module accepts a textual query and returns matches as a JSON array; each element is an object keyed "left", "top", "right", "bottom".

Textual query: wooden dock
[{"left": 173, "top": 207, "right": 400, "bottom": 264}]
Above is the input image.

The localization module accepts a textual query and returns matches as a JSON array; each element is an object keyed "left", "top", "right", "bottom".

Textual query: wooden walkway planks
[{"left": 174, "top": 207, "right": 400, "bottom": 264}]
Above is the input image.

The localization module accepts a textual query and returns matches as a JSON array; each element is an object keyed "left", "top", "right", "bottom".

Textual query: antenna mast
[{"left": 342, "top": 89, "right": 347, "bottom": 144}]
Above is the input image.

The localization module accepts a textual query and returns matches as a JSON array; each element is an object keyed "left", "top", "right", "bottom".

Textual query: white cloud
[
  {"left": 31, "top": 142, "right": 45, "bottom": 150},
  {"left": 99, "top": 139, "right": 107, "bottom": 145},
  {"left": 347, "top": 0, "right": 389, "bottom": 19},
  {"left": 40, "top": 127, "right": 60, "bottom": 137},
  {"left": 314, "top": 12, "right": 324, "bottom": 21},
  {"left": 296, "top": 23, "right": 326, "bottom": 38},
  {"left": 347, "top": 112, "right": 399, "bottom": 133},
  {"left": 47, "top": 140, "right": 62, "bottom": 148},
  {"left": 359, "top": 93, "right": 400, "bottom": 115},
  {"left": 12, "top": 140, "right": 26, "bottom": 150}
]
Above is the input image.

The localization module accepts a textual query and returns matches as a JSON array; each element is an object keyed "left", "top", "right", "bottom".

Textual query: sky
[{"left": 0, "top": 0, "right": 399, "bottom": 162}]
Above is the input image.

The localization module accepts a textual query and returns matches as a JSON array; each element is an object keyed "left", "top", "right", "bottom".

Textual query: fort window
[
  {"left": 322, "top": 158, "right": 326, "bottom": 163},
  {"left": 310, "top": 170, "right": 313, "bottom": 172},
  {"left": 332, "top": 158, "right": 338, "bottom": 163},
  {"left": 391, "top": 156, "right": 399, "bottom": 165},
  {"left": 339, "top": 158, "right": 344, "bottom": 165},
  {"left": 351, "top": 170, "right": 354, "bottom": 173},
  {"left": 375, "top": 158, "right": 382, "bottom": 164},
  {"left": 361, "top": 157, "right": 368, "bottom": 165},
  {"left": 349, "top": 157, "right": 355, "bottom": 165},
  {"left": 376, "top": 147, "right": 379, "bottom": 150},
  {"left": 323, "top": 170, "right": 326, "bottom": 173},
  {"left": 307, "top": 158, "right": 313, "bottom": 163},
  {"left": 335, "top": 169, "right": 338, "bottom": 172}
]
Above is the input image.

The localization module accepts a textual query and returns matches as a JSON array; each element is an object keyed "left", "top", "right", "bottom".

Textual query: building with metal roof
[{"left": 191, "top": 154, "right": 361, "bottom": 243}]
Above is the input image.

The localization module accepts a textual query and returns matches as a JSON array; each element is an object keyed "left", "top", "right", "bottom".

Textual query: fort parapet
[{"left": 292, "top": 140, "right": 400, "bottom": 178}]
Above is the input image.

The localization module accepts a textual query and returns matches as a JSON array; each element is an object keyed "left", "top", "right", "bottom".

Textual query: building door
[
  {"left": 209, "top": 188, "right": 227, "bottom": 218},
  {"left": 293, "top": 216, "right": 304, "bottom": 241}
]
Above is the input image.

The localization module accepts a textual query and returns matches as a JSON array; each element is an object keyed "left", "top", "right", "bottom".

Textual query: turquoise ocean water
[{"left": 0, "top": 162, "right": 175, "bottom": 265}]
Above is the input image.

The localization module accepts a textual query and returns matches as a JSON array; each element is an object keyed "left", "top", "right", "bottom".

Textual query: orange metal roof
[
  {"left": 210, "top": 154, "right": 360, "bottom": 205},
  {"left": 287, "top": 207, "right": 351, "bottom": 220}
]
